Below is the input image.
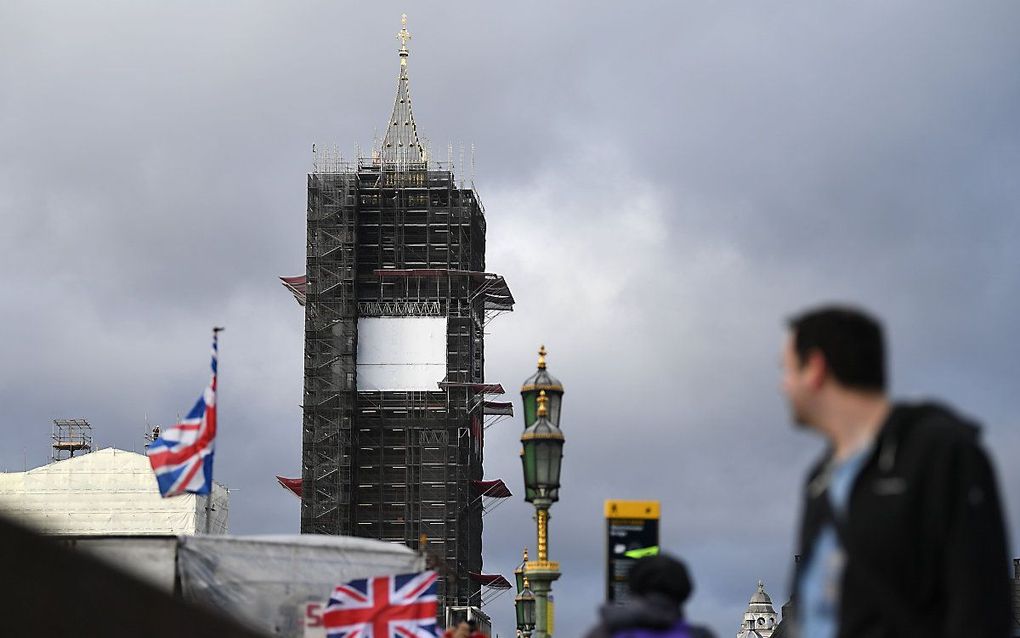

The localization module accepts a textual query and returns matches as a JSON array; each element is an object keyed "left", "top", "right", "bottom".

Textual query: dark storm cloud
[{"left": 2, "top": 1, "right": 1019, "bottom": 636}]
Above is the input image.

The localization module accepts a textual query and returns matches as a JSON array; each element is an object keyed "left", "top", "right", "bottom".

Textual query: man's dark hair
[
  {"left": 466, "top": 620, "right": 478, "bottom": 630},
  {"left": 788, "top": 305, "right": 886, "bottom": 392},
  {"left": 628, "top": 553, "right": 693, "bottom": 605}
]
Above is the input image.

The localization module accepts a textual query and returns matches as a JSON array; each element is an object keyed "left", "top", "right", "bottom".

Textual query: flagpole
[{"left": 208, "top": 326, "right": 224, "bottom": 535}]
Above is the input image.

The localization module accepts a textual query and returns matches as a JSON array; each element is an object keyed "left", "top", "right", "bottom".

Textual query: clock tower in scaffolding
[{"left": 283, "top": 15, "right": 515, "bottom": 619}]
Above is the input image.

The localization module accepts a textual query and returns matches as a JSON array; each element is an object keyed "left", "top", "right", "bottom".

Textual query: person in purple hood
[{"left": 584, "top": 554, "right": 717, "bottom": 638}]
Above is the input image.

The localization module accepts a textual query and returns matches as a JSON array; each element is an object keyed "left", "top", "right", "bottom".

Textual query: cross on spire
[{"left": 397, "top": 13, "right": 411, "bottom": 52}]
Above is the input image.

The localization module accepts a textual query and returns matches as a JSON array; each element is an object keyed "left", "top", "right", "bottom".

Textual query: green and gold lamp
[{"left": 520, "top": 346, "right": 564, "bottom": 502}]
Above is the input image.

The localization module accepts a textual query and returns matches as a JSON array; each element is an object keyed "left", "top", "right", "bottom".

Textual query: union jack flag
[
  {"left": 147, "top": 328, "right": 221, "bottom": 497},
  {"left": 323, "top": 571, "right": 439, "bottom": 638}
]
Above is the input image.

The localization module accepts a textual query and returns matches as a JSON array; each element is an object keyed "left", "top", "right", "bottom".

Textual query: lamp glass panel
[
  {"left": 547, "top": 443, "right": 562, "bottom": 489},
  {"left": 522, "top": 390, "right": 537, "bottom": 427},
  {"left": 534, "top": 439, "right": 552, "bottom": 488},
  {"left": 534, "top": 438, "right": 563, "bottom": 490},
  {"left": 521, "top": 440, "right": 537, "bottom": 490},
  {"left": 548, "top": 393, "right": 562, "bottom": 428},
  {"left": 522, "top": 595, "right": 536, "bottom": 626},
  {"left": 552, "top": 439, "right": 564, "bottom": 487}
]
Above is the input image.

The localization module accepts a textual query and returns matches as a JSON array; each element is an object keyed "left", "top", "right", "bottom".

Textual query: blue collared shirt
[{"left": 797, "top": 444, "right": 873, "bottom": 638}]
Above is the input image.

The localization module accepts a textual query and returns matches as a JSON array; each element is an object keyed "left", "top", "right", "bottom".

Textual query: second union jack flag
[
  {"left": 323, "top": 571, "right": 439, "bottom": 638},
  {"left": 147, "top": 329, "right": 220, "bottom": 497}
]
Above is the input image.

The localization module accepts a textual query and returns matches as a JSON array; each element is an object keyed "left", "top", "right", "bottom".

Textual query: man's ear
[{"left": 806, "top": 349, "right": 827, "bottom": 390}]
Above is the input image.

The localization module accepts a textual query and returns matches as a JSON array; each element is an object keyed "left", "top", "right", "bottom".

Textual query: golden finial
[
  {"left": 522, "top": 575, "right": 531, "bottom": 589},
  {"left": 537, "top": 390, "right": 548, "bottom": 418},
  {"left": 537, "top": 344, "right": 547, "bottom": 370},
  {"left": 523, "top": 548, "right": 529, "bottom": 561},
  {"left": 397, "top": 14, "right": 411, "bottom": 52}
]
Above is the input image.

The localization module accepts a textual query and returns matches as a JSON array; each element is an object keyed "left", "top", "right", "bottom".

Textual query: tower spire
[{"left": 379, "top": 14, "right": 425, "bottom": 165}]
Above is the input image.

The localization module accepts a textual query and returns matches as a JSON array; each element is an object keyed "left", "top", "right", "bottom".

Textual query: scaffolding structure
[
  {"left": 300, "top": 159, "right": 514, "bottom": 614},
  {"left": 51, "top": 419, "right": 93, "bottom": 462},
  {"left": 297, "top": 17, "right": 515, "bottom": 618}
]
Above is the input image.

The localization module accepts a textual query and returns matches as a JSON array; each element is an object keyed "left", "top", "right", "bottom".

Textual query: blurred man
[
  {"left": 584, "top": 553, "right": 716, "bottom": 638},
  {"left": 781, "top": 305, "right": 1011, "bottom": 637}
]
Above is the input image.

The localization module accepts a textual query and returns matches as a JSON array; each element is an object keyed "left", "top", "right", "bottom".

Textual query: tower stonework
[{"left": 299, "top": 17, "right": 513, "bottom": 617}]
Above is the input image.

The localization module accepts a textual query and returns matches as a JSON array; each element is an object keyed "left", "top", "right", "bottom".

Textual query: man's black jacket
[{"left": 793, "top": 402, "right": 1012, "bottom": 638}]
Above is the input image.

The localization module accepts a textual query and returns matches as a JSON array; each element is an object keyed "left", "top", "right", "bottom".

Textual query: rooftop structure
[
  {"left": 0, "top": 448, "right": 228, "bottom": 535},
  {"left": 51, "top": 418, "right": 92, "bottom": 461}
]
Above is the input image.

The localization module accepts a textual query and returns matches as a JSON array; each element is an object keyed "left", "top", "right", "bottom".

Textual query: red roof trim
[
  {"left": 472, "top": 479, "right": 512, "bottom": 498},
  {"left": 275, "top": 475, "right": 302, "bottom": 498},
  {"left": 468, "top": 572, "right": 512, "bottom": 589},
  {"left": 482, "top": 401, "right": 514, "bottom": 416},
  {"left": 279, "top": 275, "right": 306, "bottom": 307}
]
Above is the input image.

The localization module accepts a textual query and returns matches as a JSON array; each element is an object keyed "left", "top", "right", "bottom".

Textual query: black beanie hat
[{"left": 627, "top": 553, "right": 693, "bottom": 605}]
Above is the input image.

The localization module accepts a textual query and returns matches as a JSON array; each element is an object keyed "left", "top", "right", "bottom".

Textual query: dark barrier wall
[{"left": 0, "top": 515, "right": 266, "bottom": 638}]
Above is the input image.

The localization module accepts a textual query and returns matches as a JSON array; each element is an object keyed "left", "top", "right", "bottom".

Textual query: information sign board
[{"left": 604, "top": 500, "right": 660, "bottom": 603}]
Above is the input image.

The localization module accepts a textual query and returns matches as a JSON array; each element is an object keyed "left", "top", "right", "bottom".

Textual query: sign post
[{"left": 604, "top": 500, "right": 660, "bottom": 602}]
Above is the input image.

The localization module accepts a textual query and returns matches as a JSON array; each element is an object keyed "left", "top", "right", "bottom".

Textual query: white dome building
[{"left": 736, "top": 580, "right": 778, "bottom": 638}]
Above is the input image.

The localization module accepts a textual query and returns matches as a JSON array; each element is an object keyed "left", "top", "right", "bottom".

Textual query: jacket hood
[{"left": 876, "top": 402, "right": 979, "bottom": 471}]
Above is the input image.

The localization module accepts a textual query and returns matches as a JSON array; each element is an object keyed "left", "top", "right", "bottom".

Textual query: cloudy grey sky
[{"left": 2, "top": 1, "right": 1019, "bottom": 635}]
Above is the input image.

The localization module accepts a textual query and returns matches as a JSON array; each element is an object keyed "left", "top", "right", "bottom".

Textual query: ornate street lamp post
[
  {"left": 514, "top": 575, "right": 536, "bottom": 638},
  {"left": 513, "top": 549, "right": 529, "bottom": 637},
  {"left": 520, "top": 346, "right": 564, "bottom": 502},
  {"left": 520, "top": 347, "right": 565, "bottom": 638}
]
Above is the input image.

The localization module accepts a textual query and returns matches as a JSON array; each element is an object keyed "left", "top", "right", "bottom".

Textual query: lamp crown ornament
[
  {"left": 537, "top": 391, "right": 548, "bottom": 418},
  {"left": 537, "top": 345, "right": 547, "bottom": 370}
]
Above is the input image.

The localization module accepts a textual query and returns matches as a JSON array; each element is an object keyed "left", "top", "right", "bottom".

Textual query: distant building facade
[
  {"left": 736, "top": 580, "right": 779, "bottom": 638},
  {"left": 0, "top": 448, "right": 228, "bottom": 535}
]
